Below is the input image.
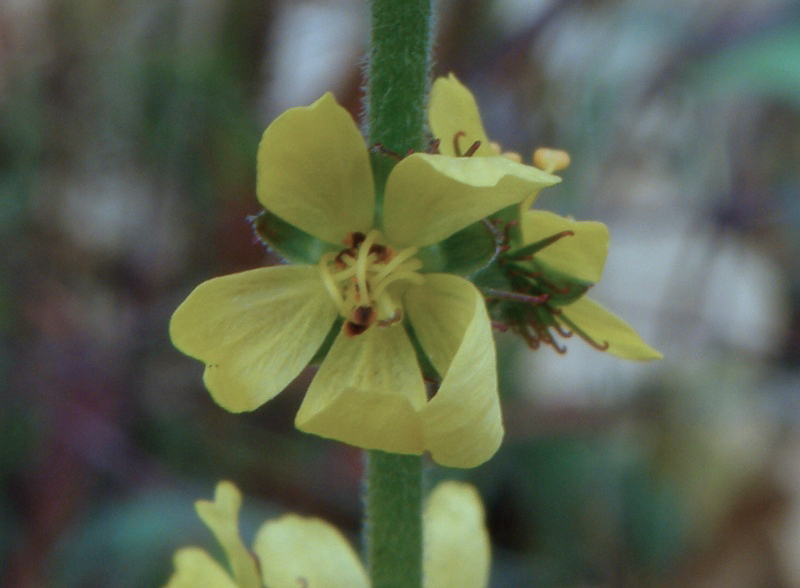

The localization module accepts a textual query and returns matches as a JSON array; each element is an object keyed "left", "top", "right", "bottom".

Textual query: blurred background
[{"left": 2, "top": 0, "right": 800, "bottom": 586}]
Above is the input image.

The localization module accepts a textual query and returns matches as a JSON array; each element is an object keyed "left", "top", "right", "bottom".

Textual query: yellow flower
[
  {"left": 429, "top": 74, "right": 661, "bottom": 359},
  {"left": 170, "top": 93, "right": 559, "bottom": 467},
  {"left": 164, "top": 480, "right": 491, "bottom": 588},
  {"left": 505, "top": 210, "right": 662, "bottom": 359}
]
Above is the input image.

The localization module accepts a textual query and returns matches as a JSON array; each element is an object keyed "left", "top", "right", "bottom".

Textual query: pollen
[{"left": 319, "top": 229, "right": 424, "bottom": 336}]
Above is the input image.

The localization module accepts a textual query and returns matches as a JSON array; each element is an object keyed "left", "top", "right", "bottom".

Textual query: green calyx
[{"left": 250, "top": 210, "right": 338, "bottom": 265}]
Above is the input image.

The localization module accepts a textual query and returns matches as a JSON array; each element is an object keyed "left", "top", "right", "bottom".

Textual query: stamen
[
  {"left": 462, "top": 140, "right": 481, "bottom": 157},
  {"left": 355, "top": 230, "right": 380, "bottom": 306},
  {"left": 505, "top": 231, "right": 574, "bottom": 261},
  {"left": 372, "top": 268, "right": 424, "bottom": 301},
  {"left": 318, "top": 253, "right": 350, "bottom": 316},
  {"left": 482, "top": 288, "right": 550, "bottom": 306},
  {"left": 557, "top": 313, "right": 610, "bottom": 351},
  {"left": 550, "top": 336, "right": 568, "bottom": 354},
  {"left": 452, "top": 132, "right": 482, "bottom": 158},
  {"left": 453, "top": 131, "right": 466, "bottom": 157},
  {"left": 533, "top": 148, "right": 571, "bottom": 174},
  {"left": 372, "top": 246, "right": 420, "bottom": 283},
  {"left": 554, "top": 323, "right": 573, "bottom": 338},
  {"left": 319, "top": 230, "right": 424, "bottom": 336},
  {"left": 377, "top": 309, "right": 403, "bottom": 327}
]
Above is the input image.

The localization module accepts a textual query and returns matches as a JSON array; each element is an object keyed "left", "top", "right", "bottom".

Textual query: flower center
[{"left": 318, "top": 230, "right": 424, "bottom": 336}]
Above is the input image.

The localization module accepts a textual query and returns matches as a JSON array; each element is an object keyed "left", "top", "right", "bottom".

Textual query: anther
[
  {"left": 452, "top": 132, "right": 482, "bottom": 158},
  {"left": 344, "top": 321, "right": 369, "bottom": 337},
  {"left": 352, "top": 305, "right": 376, "bottom": 327},
  {"left": 369, "top": 243, "right": 392, "bottom": 263},
  {"left": 533, "top": 148, "right": 571, "bottom": 174},
  {"left": 462, "top": 140, "right": 481, "bottom": 157},
  {"left": 344, "top": 231, "right": 366, "bottom": 249},
  {"left": 320, "top": 230, "right": 423, "bottom": 336}
]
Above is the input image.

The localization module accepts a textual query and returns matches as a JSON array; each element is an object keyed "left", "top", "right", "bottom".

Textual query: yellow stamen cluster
[{"left": 319, "top": 230, "right": 424, "bottom": 336}]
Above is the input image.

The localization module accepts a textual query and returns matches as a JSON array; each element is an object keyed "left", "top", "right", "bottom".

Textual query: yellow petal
[
  {"left": 295, "top": 326, "right": 427, "bottom": 455},
  {"left": 561, "top": 297, "right": 663, "bottom": 360},
  {"left": 256, "top": 92, "right": 374, "bottom": 245},
  {"left": 164, "top": 548, "right": 239, "bottom": 588},
  {"left": 404, "top": 275, "right": 503, "bottom": 468},
  {"left": 254, "top": 515, "right": 369, "bottom": 588},
  {"left": 428, "top": 74, "right": 495, "bottom": 158},
  {"left": 424, "top": 482, "right": 491, "bottom": 588},
  {"left": 194, "top": 482, "right": 261, "bottom": 588},
  {"left": 383, "top": 153, "right": 560, "bottom": 248},
  {"left": 520, "top": 210, "right": 609, "bottom": 283},
  {"left": 170, "top": 266, "right": 338, "bottom": 412}
]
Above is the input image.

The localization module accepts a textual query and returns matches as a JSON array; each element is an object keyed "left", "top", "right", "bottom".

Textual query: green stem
[
  {"left": 364, "top": 1, "right": 432, "bottom": 587},
  {"left": 367, "top": 0, "right": 432, "bottom": 153},
  {"left": 367, "top": 0, "right": 433, "bottom": 217},
  {"left": 366, "top": 451, "right": 424, "bottom": 588}
]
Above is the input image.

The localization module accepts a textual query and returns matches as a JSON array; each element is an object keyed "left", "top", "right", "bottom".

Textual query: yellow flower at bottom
[
  {"left": 171, "top": 93, "right": 560, "bottom": 467},
  {"left": 164, "top": 481, "right": 490, "bottom": 588}
]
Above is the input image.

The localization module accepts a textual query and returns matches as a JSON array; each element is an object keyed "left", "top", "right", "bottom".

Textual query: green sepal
[
  {"left": 415, "top": 219, "right": 498, "bottom": 276},
  {"left": 250, "top": 210, "right": 339, "bottom": 265},
  {"left": 308, "top": 317, "right": 344, "bottom": 365},
  {"left": 470, "top": 258, "right": 513, "bottom": 291}
]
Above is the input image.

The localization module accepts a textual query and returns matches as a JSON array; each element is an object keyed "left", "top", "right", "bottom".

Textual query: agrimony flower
[
  {"left": 429, "top": 74, "right": 661, "bottom": 359},
  {"left": 489, "top": 210, "right": 662, "bottom": 358},
  {"left": 164, "top": 480, "right": 491, "bottom": 588},
  {"left": 170, "top": 92, "right": 559, "bottom": 467}
]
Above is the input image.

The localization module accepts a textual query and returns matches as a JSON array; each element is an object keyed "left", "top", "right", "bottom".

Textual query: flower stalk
[{"left": 365, "top": 1, "right": 432, "bottom": 587}]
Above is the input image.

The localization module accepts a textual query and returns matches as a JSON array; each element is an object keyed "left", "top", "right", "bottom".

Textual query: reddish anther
[{"left": 462, "top": 140, "right": 481, "bottom": 157}]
